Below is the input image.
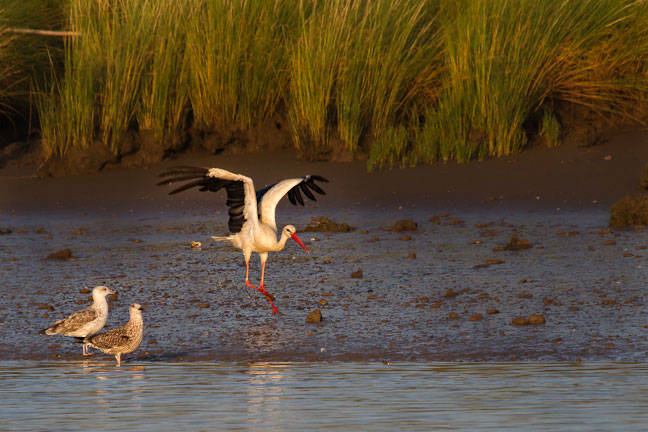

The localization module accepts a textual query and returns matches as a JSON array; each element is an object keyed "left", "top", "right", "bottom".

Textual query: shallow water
[
  {"left": 1, "top": 207, "right": 647, "bottom": 361},
  {"left": 2, "top": 361, "right": 647, "bottom": 431}
]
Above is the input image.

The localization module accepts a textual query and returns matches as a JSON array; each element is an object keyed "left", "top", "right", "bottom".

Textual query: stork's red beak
[{"left": 291, "top": 232, "right": 309, "bottom": 253}]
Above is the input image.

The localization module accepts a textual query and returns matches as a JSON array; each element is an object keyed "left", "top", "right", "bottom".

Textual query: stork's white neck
[{"left": 267, "top": 230, "right": 291, "bottom": 252}]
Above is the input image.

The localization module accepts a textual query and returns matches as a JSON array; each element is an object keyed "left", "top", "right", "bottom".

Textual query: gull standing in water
[
  {"left": 80, "top": 303, "right": 144, "bottom": 367},
  {"left": 40, "top": 286, "right": 116, "bottom": 355},
  {"left": 158, "top": 166, "right": 328, "bottom": 314}
]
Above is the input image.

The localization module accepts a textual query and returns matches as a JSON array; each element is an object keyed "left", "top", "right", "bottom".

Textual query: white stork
[{"left": 158, "top": 166, "right": 329, "bottom": 314}]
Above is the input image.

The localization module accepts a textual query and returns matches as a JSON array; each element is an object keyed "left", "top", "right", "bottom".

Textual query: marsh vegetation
[{"left": 2, "top": 0, "right": 648, "bottom": 171}]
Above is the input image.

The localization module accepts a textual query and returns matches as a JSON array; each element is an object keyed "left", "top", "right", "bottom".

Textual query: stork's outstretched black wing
[
  {"left": 159, "top": 167, "right": 329, "bottom": 232},
  {"left": 158, "top": 166, "right": 247, "bottom": 233}
]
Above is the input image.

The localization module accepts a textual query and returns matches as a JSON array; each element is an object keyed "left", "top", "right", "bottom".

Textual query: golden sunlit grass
[
  {"left": 185, "top": 0, "right": 298, "bottom": 133},
  {"left": 0, "top": 0, "right": 63, "bottom": 122},
  {"left": 13, "top": 0, "right": 648, "bottom": 166},
  {"left": 414, "top": 0, "right": 648, "bottom": 164},
  {"left": 0, "top": 16, "right": 19, "bottom": 118}
]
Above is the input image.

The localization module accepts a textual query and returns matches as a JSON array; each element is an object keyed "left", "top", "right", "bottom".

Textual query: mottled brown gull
[
  {"left": 40, "top": 286, "right": 116, "bottom": 355},
  {"left": 80, "top": 303, "right": 144, "bottom": 366}
]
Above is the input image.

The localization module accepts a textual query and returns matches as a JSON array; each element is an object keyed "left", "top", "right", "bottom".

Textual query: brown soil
[{"left": 2, "top": 125, "right": 647, "bottom": 214}]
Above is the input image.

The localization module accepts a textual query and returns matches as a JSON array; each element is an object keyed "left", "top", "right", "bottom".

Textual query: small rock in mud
[
  {"left": 444, "top": 217, "right": 465, "bottom": 226},
  {"left": 556, "top": 230, "right": 580, "bottom": 236},
  {"left": 367, "top": 237, "right": 379, "bottom": 242},
  {"left": 448, "top": 312, "right": 459, "bottom": 320},
  {"left": 319, "top": 299, "right": 328, "bottom": 306},
  {"left": 486, "top": 308, "right": 500, "bottom": 315},
  {"left": 542, "top": 297, "right": 562, "bottom": 306},
  {"left": 529, "top": 314, "right": 546, "bottom": 325},
  {"left": 302, "top": 217, "right": 354, "bottom": 232},
  {"left": 406, "top": 252, "right": 416, "bottom": 259},
  {"left": 469, "top": 313, "right": 483, "bottom": 321},
  {"left": 493, "top": 234, "right": 533, "bottom": 251},
  {"left": 79, "top": 288, "right": 90, "bottom": 294},
  {"left": 46, "top": 249, "right": 73, "bottom": 260},
  {"left": 350, "top": 269, "right": 363, "bottom": 279},
  {"left": 429, "top": 216, "right": 441, "bottom": 225},
  {"left": 198, "top": 303, "right": 210, "bottom": 308},
  {"left": 601, "top": 239, "right": 616, "bottom": 245},
  {"left": 0, "top": 228, "right": 12, "bottom": 235},
  {"left": 444, "top": 288, "right": 459, "bottom": 299},
  {"left": 191, "top": 241, "right": 202, "bottom": 248},
  {"left": 36, "top": 303, "right": 54, "bottom": 311},
  {"left": 512, "top": 317, "right": 530, "bottom": 326},
  {"left": 399, "top": 235, "right": 412, "bottom": 241},
  {"left": 389, "top": 220, "right": 417, "bottom": 232},
  {"left": 476, "top": 259, "right": 505, "bottom": 268},
  {"left": 517, "top": 293, "right": 533, "bottom": 299},
  {"left": 306, "top": 309, "right": 322, "bottom": 323},
  {"left": 609, "top": 195, "right": 648, "bottom": 226},
  {"left": 35, "top": 228, "right": 50, "bottom": 235}
]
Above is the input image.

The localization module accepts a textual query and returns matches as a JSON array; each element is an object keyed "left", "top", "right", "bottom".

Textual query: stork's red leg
[
  {"left": 259, "top": 261, "right": 280, "bottom": 315},
  {"left": 245, "top": 260, "right": 280, "bottom": 315}
]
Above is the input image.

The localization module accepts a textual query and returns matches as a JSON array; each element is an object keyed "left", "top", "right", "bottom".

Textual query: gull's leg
[{"left": 115, "top": 353, "right": 121, "bottom": 367}]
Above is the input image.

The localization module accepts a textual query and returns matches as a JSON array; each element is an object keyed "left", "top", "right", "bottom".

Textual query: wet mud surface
[{"left": 2, "top": 208, "right": 646, "bottom": 363}]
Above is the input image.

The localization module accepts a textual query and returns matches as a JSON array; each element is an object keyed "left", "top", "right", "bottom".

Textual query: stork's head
[{"left": 283, "top": 225, "right": 309, "bottom": 253}]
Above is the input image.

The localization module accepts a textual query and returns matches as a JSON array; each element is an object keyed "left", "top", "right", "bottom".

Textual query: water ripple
[{"left": 1, "top": 362, "right": 647, "bottom": 431}]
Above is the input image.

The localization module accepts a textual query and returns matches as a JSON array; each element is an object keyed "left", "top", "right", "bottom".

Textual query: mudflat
[{"left": 0, "top": 128, "right": 646, "bottom": 362}]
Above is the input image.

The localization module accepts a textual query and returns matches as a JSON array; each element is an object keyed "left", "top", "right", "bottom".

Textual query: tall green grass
[
  {"left": 0, "top": 13, "right": 18, "bottom": 118},
  {"left": 185, "top": 0, "right": 299, "bottom": 133},
  {"left": 289, "top": 0, "right": 441, "bottom": 160},
  {"left": 40, "top": 0, "right": 191, "bottom": 158},
  {"left": 409, "top": 0, "right": 648, "bottom": 164},
  {"left": 137, "top": 0, "right": 190, "bottom": 143},
  {"left": 27, "top": 0, "right": 648, "bottom": 167},
  {"left": 0, "top": 0, "right": 64, "bottom": 122}
]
